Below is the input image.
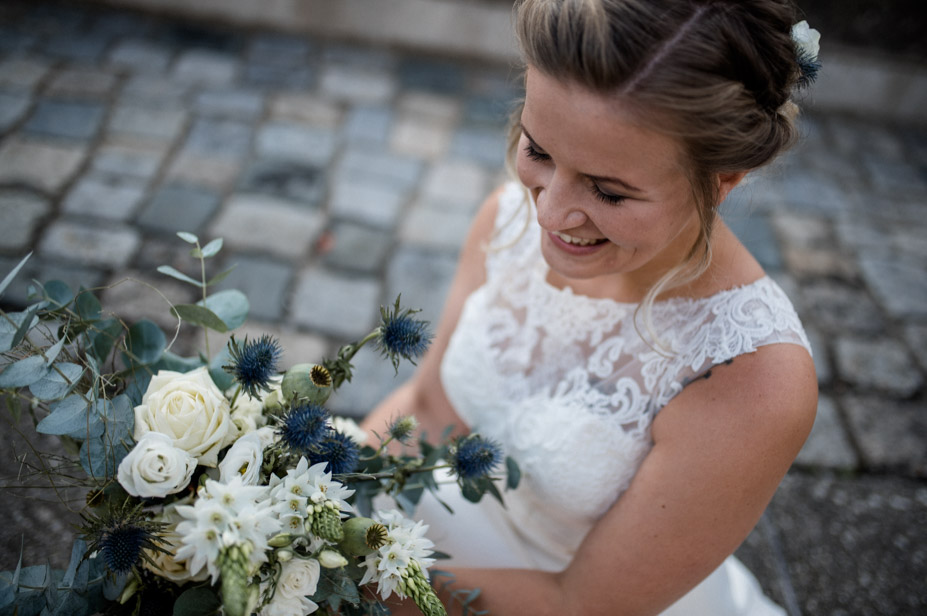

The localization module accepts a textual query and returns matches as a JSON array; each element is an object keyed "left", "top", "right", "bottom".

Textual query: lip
[{"left": 547, "top": 231, "right": 609, "bottom": 255}]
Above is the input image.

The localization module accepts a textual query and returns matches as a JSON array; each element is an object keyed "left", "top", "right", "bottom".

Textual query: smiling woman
[{"left": 362, "top": 1, "right": 819, "bottom": 615}]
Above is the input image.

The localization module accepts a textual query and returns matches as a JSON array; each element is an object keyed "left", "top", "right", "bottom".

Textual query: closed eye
[
  {"left": 589, "top": 180, "right": 626, "bottom": 205},
  {"left": 523, "top": 141, "right": 550, "bottom": 162}
]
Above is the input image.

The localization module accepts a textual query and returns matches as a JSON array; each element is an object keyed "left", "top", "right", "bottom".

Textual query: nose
[{"left": 533, "top": 171, "right": 588, "bottom": 231}]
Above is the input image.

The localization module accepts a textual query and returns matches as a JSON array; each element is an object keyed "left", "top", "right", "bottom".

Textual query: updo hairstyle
[{"left": 508, "top": 0, "right": 807, "bottom": 341}]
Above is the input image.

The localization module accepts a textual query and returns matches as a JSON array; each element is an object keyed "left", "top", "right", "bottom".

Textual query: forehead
[{"left": 522, "top": 67, "right": 686, "bottom": 181}]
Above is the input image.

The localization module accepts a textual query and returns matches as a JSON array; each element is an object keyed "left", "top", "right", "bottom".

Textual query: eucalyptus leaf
[
  {"left": 0, "top": 310, "right": 39, "bottom": 353},
  {"left": 169, "top": 304, "right": 228, "bottom": 332},
  {"left": 79, "top": 395, "right": 134, "bottom": 479},
  {"left": 0, "top": 251, "right": 31, "bottom": 299},
  {"left": 10, "top": 305, "right": 40, "bottom": 350},
  {"left": 0, "top": 355, "right": 49, "bottom": 388},
  {"left": 172, "top": 586, "right": 221, "bottom": 616},
  {"left": 200, "top": 289, "right": 248, "bottom": 330},
  {"left": 30, "top": 363, "right": 83, "bottom": 401},
  {"left": 153, "top": 351, "right": 204, "bottom": 374},
  {"left": 59, "top": 540, "right": 89, "bottom": 591},
  {"left": 74, "top": 290, "right": 102, "bottom": 321},
  {"left": 209, "top": 346, "right": 234, "bottom": 391},
  {"left": 89, "top": 318, "right": 123, "bottom": 363},
  {"left": 124, "top": 320, "right": 166, "bottom": 365},
  {"left": 176, "top": 231, "right": 199, "bottom": 244},
  {"left": 505, "top": 456, "right": 521, "bottom": 490},
  {"left": 199, "top": 238, "right": 223, "bottom": 258},
  {"left": 37, "top": 395, "right": 101, "bottom": 439},
  {"left": 156, "top": 265, "right": 203, "bottom": 288},
  {"left": 43, "top": 280, "right": 74, "bottom": 311},
  {"left": 206, "top": 266, "right": 236, "bottom": 286},
  {"left": 43, "top": 335, "right": 67, "bottom": 367}
]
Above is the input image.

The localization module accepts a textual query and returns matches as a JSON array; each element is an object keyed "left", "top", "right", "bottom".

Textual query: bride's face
[{"left": 516, "top": 66, "right": 704, "bottom": 298}]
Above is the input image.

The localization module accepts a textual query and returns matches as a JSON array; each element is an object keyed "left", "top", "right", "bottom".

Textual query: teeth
[{"left": 554, "top": 231, "right": 603, "bottom": 246}]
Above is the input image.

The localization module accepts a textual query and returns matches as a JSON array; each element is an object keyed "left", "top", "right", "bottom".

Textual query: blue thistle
[
  {"left": 224, "top": 334, "right": 282, "bottom": 398},
  {"left": 80, "top": 503, "right": 166, "bottom": 575},
  {"left": 796, "top": 51, "right": 821, "bottom": 90},
  {"left": 308, "top": 429, "right": 360, "bottom": 475},
  {"left": 451, "top": 435, "right": 503, "bottom": 480},
  {"left": 376, "top": 296, "right": 433, "bottom": 371},
  {"left": 279, "top": 403, "right": 330, "bottom": 454}
]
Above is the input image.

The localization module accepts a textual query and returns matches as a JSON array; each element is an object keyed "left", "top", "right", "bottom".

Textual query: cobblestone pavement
[{"left": 0, "top": 1, "right": 925, "bottom": 614}]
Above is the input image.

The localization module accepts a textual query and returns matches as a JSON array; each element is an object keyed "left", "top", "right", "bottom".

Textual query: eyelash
[{"left": 523, "top": 142, "right": 627, "bottom": 206}]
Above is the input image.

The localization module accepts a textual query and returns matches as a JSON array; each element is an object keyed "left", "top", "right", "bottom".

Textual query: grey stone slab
[
  {"left": 193, "top": 89, "right": 265, "bottom": 119},
  {"left": 327, "top": 345, "right": 415, "bottom": 418},
  {"left": 779, "top": 170, "right": 857, "bottom": 216},
  {"left": 101, "top": 270, "right": 199, "bottom": 333},
  {"left": 335, "top": 147, "right": 423, "bottom": 191},
  {"left": 183, "top": 117, "right": 253, "bottom": 160},
  {"left": 398, "top": 58, "right": 465, "bottom": 95},
  {"left": 0, "top": 137, "right": 86, "bottom": 192},
  {"left": 92, "top": 143, "right": 166, "bottom": 179},
  {"left": 0, "top": 189, "right": 51, "bottom": 253},
  {"left": 834, "top": 337, "right": 923, "bottom": 398},
  {"left": 724, "top": 214, "right": 783, "bottom": 271},
  {"left": 107, "top": 39, "right": 173, "bottom": 73},
  {"left": 23, "top": 99, "right": 106, "bottom": 140},
  {"left": 450, "top": 125, "right": 508, "bottom": 167},
  {"left": 329, "top": 180, "right": 408, "bottom": 230},
  {"left": 463, "top": 94, "right": 515, "bottom": 128},
  {"left": 61, "top": 173, "right": 146, "bottom": 221},
  {"left": 108, "top": 104, "right": 187, "bottom": 142},
  {"left": 859, "top": 254, "right": 927, "bottom": 320},
  {"left": 166, "top": 154, "right": 241, "bottom": 191},
  {"left": 344, "top": 105, "right": 393, "bottom": 144},
  {"left": 794, "top": 395, "right": 858, "bottom": 469},
  {"left": 171, "top": 49, "right": 239, "bottom": 86},
  {"left": 419, "top": 159, "right": 490, "bottom": 212},
  {"left": 120, "top": 75, "right": 189, "bottom": 105},
  {"left": 209, "top": 194, "right": 325, "bottom": 259},
  {"left": 905, "top": 324, "right": 927, "bottom": 374},
  {"left": 400, "top": 204, "right": 471, "bottom": 253},
  {"left": 386, "top": 247, "right": 458, "bottom": 326},
  {"left": 38, "top": 219, "right": 140, "bottom": 269},
  {"left": 390, "top": 115, "right": 452, "bottom": 159},
  {"left": 798, "top": 280, "right": 885, "bottom": 335},
  {"left": 320, "top": 222, "right": 393, "bottom": 274},
  {"left": 0, "top": 58, "right": 51, "bottom": 90},
  {"left": 319, "top": 65, "right": 396, "bottom": 104},
  {"left": 137, "top": 184, "right": 221, "bottom": 234},
  {"left": 237, "top": 159, "right": 326, "bottom": 206},
  {"left": 269, "top": 93, "right": 340, "bottom": 128},
  {"left": 45, "top": 68, "right": 118, "bottom": 98},
  {"left": 322, "top": 44, "right": 396, "bottom": 72},
  {"left": 255, "top": 122, "right": 338, "bottom": 166},
  {"left": 0, "top": 91, "right": 31, "bottom": 131},
  {"left": 842, "top": 395, "right": 927, "bottom": 475},
  {"left": 290, "top": 269, "right": 381, "bottom": 339},
  {"left": 768, "top": 472, "right": 927, "bottom": 615},
  {"left": 216, "top": 255, "right": 292, "bottom": 322},
  {"left": 242, "top": 63, "right": 316, "bottom": 90}
]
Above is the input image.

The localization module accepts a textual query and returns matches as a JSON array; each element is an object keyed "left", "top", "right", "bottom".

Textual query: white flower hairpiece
[{"left": 791, "top": 20, "right": 821, "bottom": 88}]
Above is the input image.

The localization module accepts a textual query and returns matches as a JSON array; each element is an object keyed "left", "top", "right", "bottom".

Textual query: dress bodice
[{"left": 436, "top": 182, "right": 811, "bottom": 570}]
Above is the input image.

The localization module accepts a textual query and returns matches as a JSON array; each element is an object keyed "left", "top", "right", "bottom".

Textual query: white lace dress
[{"left": 415, "top": 183, "right": 810, "bottom": 615}]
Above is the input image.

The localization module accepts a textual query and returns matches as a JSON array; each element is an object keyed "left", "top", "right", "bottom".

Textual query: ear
[{"left": 717, "top": 171, "right": 748, "bottom": 204}]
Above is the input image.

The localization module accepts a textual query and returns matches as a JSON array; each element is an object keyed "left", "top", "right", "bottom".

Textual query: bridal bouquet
[{"left": 0, "top": 233, "right": 516, "bottom": 616}]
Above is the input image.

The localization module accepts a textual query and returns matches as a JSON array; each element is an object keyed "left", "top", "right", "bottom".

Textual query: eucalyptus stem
[{"left": 198, "top": 243, "right": 211, "bottom": 359}]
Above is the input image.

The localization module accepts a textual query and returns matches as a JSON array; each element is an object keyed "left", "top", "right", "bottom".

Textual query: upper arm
[{"left": 558, "top": 343, "right": 817, "bottom": 615}]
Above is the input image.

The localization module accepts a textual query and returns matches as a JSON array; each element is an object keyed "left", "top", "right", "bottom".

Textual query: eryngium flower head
[
  {"left": 279, "top": 403, "right": 330, "bottom": 454},
  {"left": 309, "top": 429, "right": 360, "bottom": 475},
  {"left": 387, "top": 415, "right": 418, "bottom": 444},
  {"left": 450, "top": 435, "right": 502, "bottom": 480},
  {"left": 376, "top": 296, "right": 433, "bottom": 371},
  {"left": 224, "top": 334, "right": 282, "bottom": 398},
  {"left": 81, "top": 503, "right": 166, "bottom": 575}
]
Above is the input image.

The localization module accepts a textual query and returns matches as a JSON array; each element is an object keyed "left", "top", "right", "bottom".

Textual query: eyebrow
[{"left": 520, "top": 123, "right": 644, "bottom": 194}]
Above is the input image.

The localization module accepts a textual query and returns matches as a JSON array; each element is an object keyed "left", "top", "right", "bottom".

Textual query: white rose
[
  {"left": 276, "top": 557, "right": 321, "bottom": 600},
  {"left": 791, "top": 20, "right": 820, "bottom": 60},
  {"left": 143, "top": 498, "right": 210, "bottom": 583},
  {"left": 218, "top": 427, "right": 276, "bottom": 485},
  {"left": 260, "top": 594, "right": 318, "bottom": 616},
  {"left": 134, "top": 367, "right": 235, "bottom": 467},
  {"left": 117, "top": 432, "right": 197, "bottom": 498}
]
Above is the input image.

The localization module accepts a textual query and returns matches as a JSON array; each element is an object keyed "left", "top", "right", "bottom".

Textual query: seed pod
[
  {"left": 281, "top": 363, "right": 333, "bottom": 405},
  {"left": 339, "top": 517, "right": 388, "bottom": 557}
]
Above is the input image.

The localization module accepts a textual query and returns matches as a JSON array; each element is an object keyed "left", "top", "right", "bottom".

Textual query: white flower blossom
[
  {"left": 117, "top": 431, "right": 196, "bottom": 498},
  {"left": 259, "top": 558, "right": 321, "bottom": 616},
  {"left": 791, "top": 20, "right": 820, "bottom": 60},
  {"left": 359, "top": 509, "right": 436, "bottom": 601},
  {"left": 227, "top": 376, "right": 279, "bottom": 438},
  {"left": 219, "top": 427, "right": 276, "bottom": 485},
  {"left": 267, "top": 458, "right": 354, "bottom": 524},
  {"left": 142, "top": 498, "right": 210, "bottom": 584}
]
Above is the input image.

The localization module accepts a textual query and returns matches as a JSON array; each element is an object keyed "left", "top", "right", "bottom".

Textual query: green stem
[{"left": 199, "top": 242, "right": 211, "bottom": 359}]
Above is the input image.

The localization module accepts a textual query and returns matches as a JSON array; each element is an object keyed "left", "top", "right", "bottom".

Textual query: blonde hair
[{"left": 507, "top": 0, "right": 803, "bottom": 348}]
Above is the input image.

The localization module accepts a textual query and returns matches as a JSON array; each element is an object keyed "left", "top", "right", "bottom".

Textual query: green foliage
[{"left": 172, "top": 587, "right": 221, "bottom": 616}]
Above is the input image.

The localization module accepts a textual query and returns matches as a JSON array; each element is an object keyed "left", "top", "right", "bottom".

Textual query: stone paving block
[
  {"left": 799, "top": 280, "right": 884, "bottom": 335},
  {"left": 319, "top": 65, "right": 396, "bottom": 104},
  {"left": 107, "top": 39, "right": 173, "bottom": 73},
  {"left": 400, "top": 204, "right": 471, "bottom": 253},
  {"left": 768, "top": 472, "right": 927, "bottom": 614},
  {"left": 92, "top": 142, "right": 166, "bottom": 179},
  {"left": 209, "top": 194, "right": 325, "bottom": 259},
  {"left": 242, "top": 63, "right": 316, "bottom": 90},
  {"left": 45, "top": 68, "right": 117, "bottom": 98},
  {"left": 108, "top": 104, "right": 187, "bottom": 142},
  {"left": 782, "top": 246, "right": 858, "bottom": 280},
  {"left": 450, "top": 125, "right": 508, "bottom": 167},
  {"left": 327, "top": 345, "right": 415, "bottom": 418},
  {"left": 905, "top": 324, "right": 927, "bottom": 374},
  {"left": 171, "top": 49, "right": 239, "bottom": 86},
  {"left": 269, "top": 93, "right": 341, "bottom": 128},
  {"left": 770, "top": 212, "right": 831, "bottom": 249},
  {"left": 323, "top": 44, "right": 396, "bottom": 72},
  {"left": 343, "top": 105, "right": 392, "bottom": 143},
  {"left": 803, "top": 326, "right": 831, "bottom": 385},
  {"left": 396, "top": 92, "right": 461, "bottom": 124},
  {"left": 0, "top": 137, "right": 86, "bottom": 192},
  {"left": 120, "top": 75, "right": 189, "bottom": 105},
  {"left": 386, "top": 247, "right": 458, "bottom": 326},
  {"left": 0, "top": 189, "right": 51, "bottom": 253},
  {"left": 390, "top": 115, "right": 452, "bottom": 159},
  {"left": 859, "top": 254, "right": 927, "bottom": 320},
  {"left": 398, "top": 58, "right": 465, "bottom": 95},
  {"left": 842, "top": 395, "right": 927, "bottom": 476},
  {"left": 0, "top": 91, "right": 30, "bottom": 132},
  {"left": 779, "top": 170, "right": 858, "bottom": 216},
  {"left": 100, "top": 270, "right": 199, "bottom": 332},
  {"left": 329, "top": 180, "right": 408, "bottom": 229},
  {"left": 794, "top": 395, "right": 858, "bottom": 470},
  {"left": 862, "top": 155, "right": 927, "bottom": 198},
  {"left": 0, "top": 255, "right": 105, "bottom": 309},
  {"left": 420, "top": 159, "right": 490, "bottom": 212},
  {"left": 237, "top": 159, "right": 326, "bottom": 206},
  {"left": 216, "top": 255, "right": 292, "bottom": 322},
  {"left": 290, "top": 269, "right": 381, "bottom": 339},
  {"left": 463, "top": 94, "right": 515, "bottom": 127},
  {"left": 183, "top": 117, "right": 253, "bottom": 160},
  {"left": 45, "top": 34, "right": 109, "bottom": 63},
  {"left": 834, "top": 337, "right": 923, "bottom": 397},
  {"left": 137, "top": 184, "right": 221, "bottom": 235},
  {"left": 320, "top": 222, "right": 393, "bottom": 274},
  {"left": 193, "top": 89, "right": 264, "bottom": 119},
  {"left": 165, "top": 153, "right": 241, "bottom": 191},
  {"left": 335, "top": 148, "right": 423, "bottom": 191},
  {"left": 724, "top": 214, "right": 783, "bottom": 271},
  {"left": 61, "top": 173, "right": 146, "bottom": 221},
  {"left": 255, "top": 122, "right": 337, "bottom": 166},
  {"left": 23, "top": 99, "right": 106, "bottom": 140},
  {"left": 248, "top": 33, "right": 313, "bottom": 66},
  {"left": 38, "top": 219, "right": 140, "bottom": 269},
  {"left": 828, "top": 116, "right": 908, "bottom": 162}
]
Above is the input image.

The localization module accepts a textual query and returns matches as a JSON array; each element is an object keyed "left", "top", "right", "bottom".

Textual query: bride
[{"left": 363, "top": 0, "right": 819, "bottom": 613}]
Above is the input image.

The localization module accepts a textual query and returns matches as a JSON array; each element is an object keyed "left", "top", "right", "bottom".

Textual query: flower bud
[
  {"left": 118, "top": 576, "right": 139, "bottom": 604},
  {"left": 268, "top": 533, "right": 295, "bottom": 548},
  {"left": 388, "top": 415, "right": 419, "bottom": 443},
  {"left": 282, "top": 363, "right": 333, "bottom": 406},
  {"left": 276, "top": 549, "right": 294, "bottom": 562},
  {"left": 318, "top": 549, "right": 349, "bottom": 569}
]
